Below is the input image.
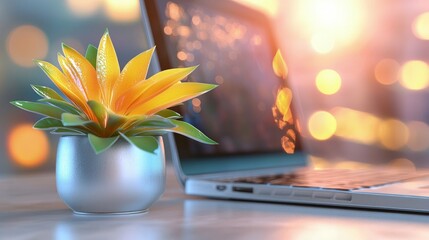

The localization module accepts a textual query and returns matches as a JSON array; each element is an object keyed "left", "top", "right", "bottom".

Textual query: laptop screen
[{"left": 144, "top": 0, "right": 306, "bottom": 174}]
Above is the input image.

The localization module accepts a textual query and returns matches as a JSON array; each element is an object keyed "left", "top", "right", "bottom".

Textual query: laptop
[{"left": 141, "top": 0, "right": 429, "bottom": 213}]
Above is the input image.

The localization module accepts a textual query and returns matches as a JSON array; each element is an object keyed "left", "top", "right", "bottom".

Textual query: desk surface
[{"left": 2, "top": 166, "right": 429, "bottom": 240}]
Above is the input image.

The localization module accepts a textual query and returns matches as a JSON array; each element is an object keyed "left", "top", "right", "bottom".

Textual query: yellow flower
[{"left": 12, "top": 30, "right": 217, "bottom": 154}]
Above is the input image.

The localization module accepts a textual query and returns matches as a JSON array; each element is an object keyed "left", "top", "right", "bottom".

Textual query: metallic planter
[{"left": 56, "top": 136, "right": 165, "bottom": 214}]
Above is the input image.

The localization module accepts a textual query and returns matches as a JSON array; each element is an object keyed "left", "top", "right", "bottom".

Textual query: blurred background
[{"left": 2, "top": 0, "right": 429, "bottom": 176}]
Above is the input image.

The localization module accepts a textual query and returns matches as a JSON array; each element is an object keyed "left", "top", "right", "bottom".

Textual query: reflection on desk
[{"left": 1, "top": 166, "right": 429, "bottom": 240}]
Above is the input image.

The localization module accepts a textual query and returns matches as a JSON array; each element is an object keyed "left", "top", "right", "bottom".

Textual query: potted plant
[{"left": 11, "top": 30, "right": 217, "bottom": 214}]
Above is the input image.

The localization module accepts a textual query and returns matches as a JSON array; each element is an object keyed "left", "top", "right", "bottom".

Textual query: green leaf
[
  {"left": 88, "top": 134, "right": 119, "bottom": 154},
  {"left": 155, "top": 109, "right": 182, "bottom": 119},
  {"left": 61, "top": 113, "right": 92, "bottom": 126},
  {"left": 119, "top": 133, "right": 159, "bottom": 153},
  {"left": 87, "top": 100, "right": 108, "bottom": 128},
  {"left": 88, "top": 100, "right": 126, "bottom": 133},
  {"left": 135, "top": 115, "right": 176, "bottom": 128},
  {"left": 125, "top": 127, "right": 168, "bottom": 136},
  {"left": 31, "top": 85, "right": 65, "bottom": 101},
  {"left": 51, "top": 127, "right": 86, "bottom": 135},
  {"left": 135, "top": 130, "right": 168, "bottom": 136},
  {"left": 126, "top": 120, "right": 217, "bottom": 145},
  {"left": 85, "top": 44, "right": 98, "bottom": 68},
  {"left": 11, "top": 101, "right": 65, "bottom": 119},
  {"left": 169, "top": 119, "right": 217, "bottom": 144},
  {"left": 39, "top": 98, "right": 82, "bottom": 115},
  {"left": 34, "top": 117, "right": 63, "bottom": 129}
]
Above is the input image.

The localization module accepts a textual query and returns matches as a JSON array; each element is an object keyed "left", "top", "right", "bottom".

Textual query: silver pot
[{"left": 56, "top": 135, "right": 165, "bottom": 214}]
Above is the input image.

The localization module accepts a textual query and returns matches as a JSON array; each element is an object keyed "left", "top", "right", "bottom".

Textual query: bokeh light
[
  {"left": 413, "top": 12, "right": 429, "bottom": 40},
  {"left": 374, "top": 58, "right": 400, "bottom": 85},
  {"left": 315, "top": 69, "right": 342, "bottom": 95},
  {"left": 308, "top": 111, "right": 337, "bottom": 140},
  {"left": 308, "top": 155, "right": 330, "bottom": 169},
  {"left": 66, "top": 0, "right": 102, "bottom": 17},
  {"left": 389, "top": 158, "right": 416, "bottom": 171},
  {"left": 400, "top": 60, "right": 429, "bottom": 90},
  {"left": 333, "top": 107, "right": 380, "bottom": 145},
  {"left": 334, "top": 160, "right": 371, "bottom": 170},
  {"left": 104, "top": 0, "right": 140, "bottom": 23},
  {"left": 311, "top": 33, "right": 335, "bottom": 54},
  {"left": 233, "top": 0, "right": 279, "bottom": 17},
  {"left": 377, "top": 119, "right": 409, "bottom": 150},
  {"left": 406, "top": 121, "right": 429, "bottom": 152},
  {"left": 294, "top": 0, "right": 366, "bottom": 48},
  {"left": 6, "top": 25, "right": 48, "bottom": 67},
  {"left": 7, "top": 124, "right": 50, "bottom": 168}
]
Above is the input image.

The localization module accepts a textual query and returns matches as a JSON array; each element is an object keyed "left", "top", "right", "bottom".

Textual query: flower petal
[
  {"left": 57, "top": 53, "right": 88, "bottom": 100},
  {"left": 112, "top": 47, "right": 155, "bottom": 107},
  {"left": 62, "top": 44, "right": 100, "bottom": 101},
  {"left": 35, "top": 60, "right": 96, "bottom": 121},
  {"left": 97, "top": 30, "right": 120, "bottom": 106},
  {"left": 129, "top": 82, "right": 217, "bottom": 115},
  {"left": 117, "top": 66, "right": 197, "bottom": 113}
]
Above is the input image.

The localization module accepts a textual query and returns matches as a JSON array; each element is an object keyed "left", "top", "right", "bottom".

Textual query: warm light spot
[
  {"left": 192, "top": 98, "right": 201, "bottom": 107},
  {"left": 290, "top": 222, "right": 364, "bottom": 240},
  {"left": 233, "top": 0, "right": 279, "bottom": 17},
  {"left": 6, "top": 25, "right": 48, "bottom": 67},
  {"left": 7, "top": 124, "right": 50, "bottom": 168},
  {"left": 374, "top": 58, "right": 400, "bottom": 85},
  {"left": 177, "top": 26, "right": 191, "bottom": 37},
  {"left": 407, "top": 121, "right": 429, "bottom": 152},
  {"left": 193, "top": 41, "right": 202, "bottom": 50},
  {"left": 192, "top": 15, "right": 201, "bottom": 25},
  {"left": 166, "top": 2, "right": 182, "bottom": 21},
  {"left": 252, "top": 35, "right": 262, "bottom": 46},
  {"left": 66, "top": 0, "right": 102, "bottom": 17},
  {"left": 308, "top": 111, "right": 337, "bottom": 141},
  {"left": 308, "top": 155, "right": 331, "bottom": 169},
  {"left": 186, "top": 53, "right": 195, "bottom": 62},
  {"left": 104, "top": 0, "right": 139, "bottom": 22},
  {"left": 377, "top": 119, "right": 409, "bottom": 150},
  {"left": 400, "top": 60, "right": 429, "bottom": 90},
  {"left": 389, "top": 158, "right": 416, "bottom": 171},
  {"left": 315, "top": 69, "right": 342, "bottom": 95},
  {"left": 275, "top": 88, "right": 293, "bottom": 118},
  {"left": 295, "top": 0, "right": 366, "bottom": 48},
  {"left": 334, "top": 161, "right": 371, "bottom": 170},
  {"left": 193, "top": 106, "right": 201, "bottom": 113},
  {"left": 311, "top": 33, "right": 335, "bottom": 54},
  {"left": 215, "top": 75, "right": 224, "bottom": 84},
  {"left": 177, "top": 51, "right": 187, "bottom": 61},
  {"left": 332, "top": 107, "right": 380, "bottom": 145},
  {"left": 413, "top": 12, "right": 429, "bottom": 40},
  {"left": 164, "top": 26, "right": 173, "bottom": 35}
]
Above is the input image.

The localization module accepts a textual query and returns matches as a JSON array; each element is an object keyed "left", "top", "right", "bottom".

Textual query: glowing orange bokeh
[
  {"left": 7, "top": 124, "right": 50, "bottom": 168},
  {"left": 6, "top": 25, "right": 48, "bottom": 67}
]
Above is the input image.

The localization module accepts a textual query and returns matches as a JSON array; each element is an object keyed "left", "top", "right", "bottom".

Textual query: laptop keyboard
[{"left": 224, "top": 168, "right": 429, "bottom": 191}]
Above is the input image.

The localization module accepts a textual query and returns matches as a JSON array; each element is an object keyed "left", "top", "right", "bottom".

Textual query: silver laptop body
[{"left": 141, "top": 0, "right": 429, "bottom": 213}]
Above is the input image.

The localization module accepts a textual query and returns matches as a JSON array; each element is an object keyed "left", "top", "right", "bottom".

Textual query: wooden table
[{"left": 2, "top": 166, "right": 429, "bottom": 240}]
